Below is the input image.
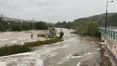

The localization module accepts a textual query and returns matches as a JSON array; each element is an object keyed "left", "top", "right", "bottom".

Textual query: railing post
[
  {"left": 98, "top": 27, "right": 117, "bottom": 41},
  {"left": 111, "top": 31, "right": 112, "bottom": 39},
  {"left": 115, "top": 32, "right": 117, "bottom": 40},
  {"left": 113, "top": 32, "right": 115, "bottom": 40}
]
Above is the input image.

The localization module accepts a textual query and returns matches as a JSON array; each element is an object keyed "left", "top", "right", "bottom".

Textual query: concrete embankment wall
[{"left": 101, "top": 32, "right": 117, "bottom": 62}]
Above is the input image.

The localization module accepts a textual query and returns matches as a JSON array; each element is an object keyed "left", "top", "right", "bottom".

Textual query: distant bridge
[{"left": 99, "top": 27, "right": 117, "bottom": 63}]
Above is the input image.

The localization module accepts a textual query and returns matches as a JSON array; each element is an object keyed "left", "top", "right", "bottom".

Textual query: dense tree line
[
  {"left": 0, "top": 17, "right": 48, "bottom": 31},
  {"left": 55, "top": 21, "right": 73, "bottom": 29},
  {"left": 108, "top": 13, "right": 117, "bottom": 26}
]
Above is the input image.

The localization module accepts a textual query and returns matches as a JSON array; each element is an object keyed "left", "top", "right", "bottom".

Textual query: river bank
[{"left": 78, "top": 36, "right": 113, "bottom": 66}]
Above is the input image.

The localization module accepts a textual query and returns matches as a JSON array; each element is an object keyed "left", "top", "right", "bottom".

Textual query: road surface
[{"left": 0, "top": 29, "right": 103, "bottom": 66}]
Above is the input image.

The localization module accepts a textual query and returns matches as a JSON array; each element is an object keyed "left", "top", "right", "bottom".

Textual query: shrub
[
  {"left": 0, "top": 45, "right": 31, "bottom": 56},
  {"left": 75, "top": 21, "right": 100, "bottom": 37},
  {"left": 23, "top": 37, "right": 63, "bottom": 47},
  {"left": 37, "top": 34, "right": 46, "bottom": 37}
]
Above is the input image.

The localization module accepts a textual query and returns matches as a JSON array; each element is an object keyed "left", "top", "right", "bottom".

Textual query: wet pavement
[{"left": 0, "top": 29, "right": 102, "bottom": 66}]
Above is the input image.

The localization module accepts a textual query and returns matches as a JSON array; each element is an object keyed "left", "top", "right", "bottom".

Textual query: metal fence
[{"left": 99, "top": 28, "right": 117, "bottom": 40}]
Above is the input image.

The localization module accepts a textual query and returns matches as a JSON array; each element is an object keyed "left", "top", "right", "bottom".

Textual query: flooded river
[
  {"left": 0, "top": 29, "right": 104, "bottom": 66},
  {"left": 0, "top": 30, "right": 47, "bottom": 47}
]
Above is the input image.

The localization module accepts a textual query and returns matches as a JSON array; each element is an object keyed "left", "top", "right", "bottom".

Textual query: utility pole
[{"left": 105, "top": 0, "right": 114, "bottom": 33}]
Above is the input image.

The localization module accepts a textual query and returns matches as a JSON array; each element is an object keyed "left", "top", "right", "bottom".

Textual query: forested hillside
[{"left": 55, "top": 13, "right": 117, "bottom": 28}]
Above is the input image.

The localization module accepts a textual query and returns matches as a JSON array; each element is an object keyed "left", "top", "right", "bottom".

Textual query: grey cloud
[
  {"left": 0, "top": 0, "right": 61, "bottom": 9},
  {"left": 0, "top": 0, "right": 117, "bottom": 22}
]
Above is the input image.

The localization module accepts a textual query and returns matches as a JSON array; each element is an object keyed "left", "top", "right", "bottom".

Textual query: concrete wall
[{"left": 101, "top": 33, "right": 117, "bottom": 61}]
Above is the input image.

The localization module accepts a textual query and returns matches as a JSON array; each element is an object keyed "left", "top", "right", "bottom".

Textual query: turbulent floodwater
[
  {"left": 0, "top": 30, "right": 47, "bottom": 47},
  {"left": 0, "top": 29, "right": 102, "bottom": 66}
]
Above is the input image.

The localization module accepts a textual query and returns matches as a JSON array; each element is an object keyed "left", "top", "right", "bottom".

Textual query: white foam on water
[
  {"left": 0, "top": 61, "right": 6, "bottom": 66},
  {"left": 10, "top": 40, "right": 17, "bottom": 43},
  {"left": 17, "top": 61, "right": 30, "bottom": 66},
  {"left": 86, "top": 52, "right": 92, "bottom": 55},
  {"left": 100, "top": 42, "right": 105, "bottom": 44},
  {"left": 0, "top": 39, "right": 9, "bottom": 42},
  {"left": 35, "top": 59, "right": 44, "bottom": 66},
  {"left": 34, "top": 44, "right": 67, "bottom": 56},
  {"left": 77, "top": 62, "right": 81, "bottom": 66},
  {"left": 63, "top": 44, "right": 68, "bottom": 48},
  {"left": 97, "top": 48, "right": 101, "bottom": 51},
  {"left": 2, "top": 53, "right": 44, "bottom": 66},
  {"left": 67, "top": 54, "right": 82, "bottom": 59},
  {"left": 67, "top": 52, "right": 92, "bottom": 59},
  {"left": 46, "top": 52, "right": 57, "bottom": 57},
  {"left": 21, "top": 42, "right": 24, "bottom": 45},
  {"left": 57, "top": 57, "right": 69, "bottom": 65}
]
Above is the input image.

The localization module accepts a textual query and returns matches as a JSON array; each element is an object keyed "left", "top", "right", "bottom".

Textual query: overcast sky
[{"left": 0, "top": 0, "right": 117, "bottom": 22}]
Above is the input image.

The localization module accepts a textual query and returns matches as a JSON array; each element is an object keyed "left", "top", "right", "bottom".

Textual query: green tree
[{"left": 34, "top": 21, "right": 48, "bottom": 30}]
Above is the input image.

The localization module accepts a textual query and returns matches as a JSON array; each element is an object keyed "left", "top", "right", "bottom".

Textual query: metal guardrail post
[
  {"left": 99, "top": 27, "right": 117, "bottom": 41},
  {"left": 113, "top": 32, "right": 115, "bottom": 40},
  {"left": 115, "top": 32, "right": 116, "bottom": 40},
  {"left": 111, "top": 31, "right": 113, "bottom": 39}
]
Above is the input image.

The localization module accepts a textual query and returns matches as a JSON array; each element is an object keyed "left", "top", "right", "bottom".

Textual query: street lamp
[{"left": 105, "top": 0, "right": 114, "bottom": 33}]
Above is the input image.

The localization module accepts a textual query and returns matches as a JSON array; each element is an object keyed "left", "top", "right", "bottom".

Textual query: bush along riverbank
[
  {"left": 23, "top": 37, "right": 63, "bottom": 47},
  {"left": 0, "top": 45, "right": 31, "bottom": 56},
  {"left": 74, "top": 21, "right": 100, "bottom": 38},
  {"left": 0, "top": 37, "right": 63, "bottom": 57}
]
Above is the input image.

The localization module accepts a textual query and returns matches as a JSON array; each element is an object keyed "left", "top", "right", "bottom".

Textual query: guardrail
[{"left": 99, "top": 28, "right": 117, "bottom": 41}]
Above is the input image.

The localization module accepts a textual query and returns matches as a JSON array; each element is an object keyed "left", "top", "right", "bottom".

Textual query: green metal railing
[{"left": 99, "top": 28, "right": 117, "bottom": 40}]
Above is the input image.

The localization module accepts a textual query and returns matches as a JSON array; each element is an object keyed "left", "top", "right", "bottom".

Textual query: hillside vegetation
[
  {"left": 75, "top": 21, "right": 100, "bottom": 37},
  {"left": 55, "top": 13, "right": 117, "bottom": 29},
  {"left": 55, "top": 13, "right": 117, "bottom": 37},
  {"left": 0, "top": 16, "right": 48, "bottom": 31}
]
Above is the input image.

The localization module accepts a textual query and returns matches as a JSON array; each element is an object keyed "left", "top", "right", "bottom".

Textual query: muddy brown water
[{"left": 0, "top": 29, "right": 111, "bottom": 66}]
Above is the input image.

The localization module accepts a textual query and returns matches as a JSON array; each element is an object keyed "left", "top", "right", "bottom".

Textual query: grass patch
[
  {"left": 0, "top": 45, "right": 31, "bottom": 56},
  {"left": 23, "top": 37, "right": 63, "bottom": 47},
  {"left": 0, "top": 37, "right": 63, "bottom": 56}
]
